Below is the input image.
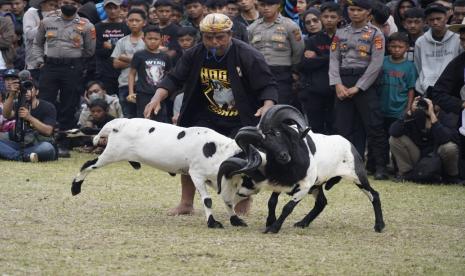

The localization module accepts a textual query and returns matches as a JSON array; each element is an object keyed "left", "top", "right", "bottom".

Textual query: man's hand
[
  {"left": 97, "top": 136, "right": 107, "bottom": 146},
  {"left": 6, "top": 80, "right": 20, "bottom": 95},
  {"left": 254, "top": 100, "right": 274, "bottom": 117},
  {"left": 424, "top": 98, "right": 438, "bottom": 123},
  {"left": 103, "top": 40, "right": 112, "bottom": 49},
  {"left": 126, "top": 93, "right": 137, "bottom": 103},
  {"left": 144, "top": 88, "right": 169, "bottom": 118},
  {"left": 335, "top": 84, "right": 349, "bottom": 100},
  {"left": 304, "top": 50, "right": 316, "bottom": 59},
  {"left": 346, "top": 86, "right": 360, "bottom": 97},
  {"left": 144, "top": 99, "right": 161, "bottom": 118},
  {"left": 18, "top": 107, "right": 32, "bottom": 121}
]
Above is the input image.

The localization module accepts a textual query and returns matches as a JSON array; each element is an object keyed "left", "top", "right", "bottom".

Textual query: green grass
[{"left": 1, "top": 152, "right": 465, "bottom": 275}]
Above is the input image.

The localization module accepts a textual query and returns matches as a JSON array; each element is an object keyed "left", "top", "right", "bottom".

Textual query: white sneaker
[{"left": 29, "top": 152, "right": 39, "bottom": 163}]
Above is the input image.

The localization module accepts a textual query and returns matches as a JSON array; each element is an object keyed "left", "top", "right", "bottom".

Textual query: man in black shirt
[
  {"left": 0, "top": 69, "right": 57, "bottom": 162},
  {"left": 95, "top": 0, "right": 130, "bottom": 95},
  {"left": 144, "top": 13, "right": 277, "bottom": 216}
]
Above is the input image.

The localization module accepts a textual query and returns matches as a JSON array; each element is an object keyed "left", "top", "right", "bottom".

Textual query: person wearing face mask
[
  {"left": 77, "top": 80, "right": 123, "bottom": 129},
  {"left": 23, "top": 0, "right": 59, "bottom": 82},
  {"left": 31, "top": 0, "right": 96, "bottom": 158},
  {"left": 144, "top": 13, "right": 278, "bottom": 216}
]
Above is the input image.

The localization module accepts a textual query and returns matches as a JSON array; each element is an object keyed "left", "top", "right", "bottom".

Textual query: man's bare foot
[
  {"left": 234, "top": 197, "right": 253, "bottom": 216},
  {"left": 167, "top": 204, "right": 194, "bottom": 216}
]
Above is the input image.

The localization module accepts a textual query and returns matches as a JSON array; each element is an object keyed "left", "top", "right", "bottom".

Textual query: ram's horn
[
  {"left": 216, "top": 145, "right": 264, "bottom": 194},
  {"left": 233, "top": 145, "right": 264, "bottom": 180},
  {"left": 217, "top": 157, "right": 248, "bottom": 194},
  {"left": 259, "top": 104, "right": 308, "bottom": 133},
  {"left": 234, "top": 126, "right": 264, "bottom": 154}
]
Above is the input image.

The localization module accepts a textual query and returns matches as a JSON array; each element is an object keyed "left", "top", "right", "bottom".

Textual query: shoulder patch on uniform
[
  {"left": 292, "top": 29, "right": 302, "bottom": 42},
  {"left": 374, "top": 35, "right": 383, "bottom": 50},
  {"left": 331, "top": 35, "right": 339, "bottom": 51}
]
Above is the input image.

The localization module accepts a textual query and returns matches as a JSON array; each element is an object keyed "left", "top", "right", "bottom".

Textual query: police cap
[
  {"left": 346, "top": 0, "right": 372, "bottom": 10},
  {"left": 3, "top": 69, "right": 19, "bottom": 78}
]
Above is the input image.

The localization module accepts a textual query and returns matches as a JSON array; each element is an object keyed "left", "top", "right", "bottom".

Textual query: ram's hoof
[
  {"left": 374, "top": 222, "right": 385, "bottom": 233},
  {"left": 293, "top": 220, "right": 308, "bottom": 228},
  {"left": 207, "top": 215, "right": 224, "bottom": 229},
  {"left": 263, "top": 224, "right": 281, "bottom": 234},
  {"left": 265, "top": 217, "right": 276, "bottom": 228},
  {"left": 230, "top": 215, "right": 248, "bottom": 227},
  {"left": 71, "top": 180, "right": 83, "bottom": 196}
]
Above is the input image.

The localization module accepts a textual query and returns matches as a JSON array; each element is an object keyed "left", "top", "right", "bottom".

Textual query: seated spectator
[
  {"left": 76, "top": 98, "right": 114, "bottom": 154},
  {"left": 0, "top": 70, "right": 56, "bottom": 162},
  {"left": 389, "top": 97, "right": 462, "bottom": 184},
  {"left": 78, "top": 80, "right": 123, "bottom": 128}
]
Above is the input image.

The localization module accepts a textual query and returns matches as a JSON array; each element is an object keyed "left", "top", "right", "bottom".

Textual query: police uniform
[
  {"left": 31, "top": 12, "right": 96, "bottom": 131},
  {"left": 248, "top": 12, "right": 304, "bottom": 105},
  {"left": 328, "top": 1, "right": 389, "bottom": 174}
]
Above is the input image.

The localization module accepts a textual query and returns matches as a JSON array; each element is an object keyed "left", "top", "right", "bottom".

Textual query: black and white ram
[
  {"left": 218, "top": 105, "right": 385, "bottom": 234},
  {"left": 71, "top": 118, "right": 252, "bottom": 229}
]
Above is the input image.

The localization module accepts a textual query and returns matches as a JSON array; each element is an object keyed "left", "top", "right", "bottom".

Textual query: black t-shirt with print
[
  {"left": 197, "top": 53, "right": 241, "bottom": 128},
  {"left": 95, "top": 22, "right": 131, "bottom": 78},
  {"left": 131, "top": 50, "right": 172, "bottom": 95}
]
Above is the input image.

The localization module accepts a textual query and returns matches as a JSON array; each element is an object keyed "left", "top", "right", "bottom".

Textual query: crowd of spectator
[{"left": 1, "top": 0, "right": 465, "bottom": 187}]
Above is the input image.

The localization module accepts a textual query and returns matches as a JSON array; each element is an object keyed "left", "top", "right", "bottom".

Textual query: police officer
[
  {"left": 329, "top": 0, "right": 389, "bottom": 179},
  {"left": 31, "top": 0, "right": 95, "bottom": 156},
  {"left": 248, "top": 0, "right": 304, "bottom": 105}
]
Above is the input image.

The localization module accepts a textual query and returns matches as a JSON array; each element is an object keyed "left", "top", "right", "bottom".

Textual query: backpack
[{"left": 404, "top": 152, "right": 442, "bottom": 184}]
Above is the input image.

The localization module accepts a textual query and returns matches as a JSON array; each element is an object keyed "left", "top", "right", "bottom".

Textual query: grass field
[{"left": 1, "top": 152, "right": 465, "bottom": 275}]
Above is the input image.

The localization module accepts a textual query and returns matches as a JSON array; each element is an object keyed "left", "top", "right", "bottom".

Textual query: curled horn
[
  {"left": 234, "top": 126, "right": 264, "bottom": 154},
  {"left": 258, "top": 104, "right": 308, "bottom": 133},
  {"left": 216, "top": 147, "right": 264, "bottom": 195},
  {"left": 217, "top": 157, "right": 248, "bottom": 194}
]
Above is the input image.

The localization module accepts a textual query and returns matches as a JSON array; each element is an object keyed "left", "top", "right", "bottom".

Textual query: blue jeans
[{"left": 0, "top": 139, "right": 56, "bottom": 161}]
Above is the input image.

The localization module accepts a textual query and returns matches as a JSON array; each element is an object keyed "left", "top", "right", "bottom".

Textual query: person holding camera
[
  {"left": 0, "top": 69, "right": 57, "bottom": 162},
  {"left": 389, "top": 97, "right": 462, "bottom": 184}
]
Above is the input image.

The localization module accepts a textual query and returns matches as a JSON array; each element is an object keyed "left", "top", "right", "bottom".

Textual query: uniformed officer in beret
[
  {"left": 31, "top": 0, "right": 95, "bottom": 157},
  {"left": 248, "top": 0, "right": 304, "bottom": 105},
  {"left": 329, "top": 0, "right": 389, "bottom": 179}
]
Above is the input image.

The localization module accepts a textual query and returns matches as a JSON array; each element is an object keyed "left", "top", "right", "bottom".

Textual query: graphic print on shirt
[
  {"left": 200, "top": 67, "right": 238, "bottom": 117},
  {"left": 145, "top": 60, "right": 166, "bottom": 86}
]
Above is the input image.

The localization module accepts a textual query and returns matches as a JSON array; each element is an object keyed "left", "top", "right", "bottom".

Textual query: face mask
[
  {"left": 89, "top": 93, "right": 104, "bottom": 102},
  {"left": 61, "top": 4, "right": 77, "bottom": 17}
]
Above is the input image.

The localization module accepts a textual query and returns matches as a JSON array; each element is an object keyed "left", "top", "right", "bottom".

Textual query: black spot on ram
[
  {"left": 177, "top": 131, "right": 185, "bottom": 139},
  {"left": 203, "top": 142, "right": 216, "bottom": 158},
  {"left": 148, "top": 127, "right": 155, "bottom": 133}
]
